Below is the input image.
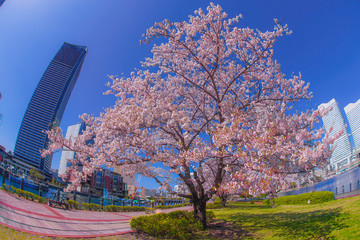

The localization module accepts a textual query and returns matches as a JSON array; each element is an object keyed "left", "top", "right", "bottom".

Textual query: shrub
[
  {"left": 82, "top": 202, "right": 90, "bottom": 210},
  {"left": 262, "top": 199, "right": 271, "bottom": 205},
  {"left": 131, "top": 210, "right": 207, "bottom": 239},
  {"left": 250, "top": 200, "right": 255, "bottom": 204},
  {"left": 206, "top": 202, "right": 221, "bottom": 209},
  {"left": 275, "top": 191, "right": 334, "bottom": 205},
  {"left": 103, "top": 205, "right": 147, "bottom": 212},
  {"left": 67, "top": 200, "right": 80, "bottom": 209},
  {"left": 155, "top": 203, "right": 190, "bottom": 209}
]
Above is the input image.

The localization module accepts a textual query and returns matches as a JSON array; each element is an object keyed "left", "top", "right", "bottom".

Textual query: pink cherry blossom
[{"left": 43, "top": 3, "right": 338, "bottom": 228}]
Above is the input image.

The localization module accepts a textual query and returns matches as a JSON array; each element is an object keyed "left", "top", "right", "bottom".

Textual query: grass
[
  {"left": 195, "top": 195, "right": 360, "bottom": 239},
  {"left": 1, "top": 194, "right": 359, "bottom": 239}
]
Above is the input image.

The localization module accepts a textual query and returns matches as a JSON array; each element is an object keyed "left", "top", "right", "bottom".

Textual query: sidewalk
[{"left": 0, "top": 189, "right": 191, "bottom": 238}]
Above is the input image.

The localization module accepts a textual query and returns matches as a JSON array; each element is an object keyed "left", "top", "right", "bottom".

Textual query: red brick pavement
[{"left": 0, "top": 189, "right": 191, "bottom": 238}]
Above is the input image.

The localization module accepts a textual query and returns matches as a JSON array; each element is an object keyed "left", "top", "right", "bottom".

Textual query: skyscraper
[
  {"left": 0, "top": 0, "right": 5, "bottom": 7},
  {"left": 345, "top": 98, "right": 360, "bottom": 159},
  {"left": 58, "top": 122, "right": 86, "bottom": 175},
  {"left": 318, "top": 99, "right": 352, "bottom": 170},
  {"left": 14, "top": 43, "right": 87, "bottom": 177}
]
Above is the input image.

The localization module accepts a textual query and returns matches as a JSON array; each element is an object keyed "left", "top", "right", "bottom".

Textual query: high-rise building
[
  {"left": 345, "top": 99, "right": 360, "bottom": 160},
  {"left": 58, "top": 122, "right": 86, "bottom": 175},
  {"left": 0, "top": 0, "right": 6, "bottom": 7},
  {"left": 318, "top": 99, "right": 352, "bottom": 170},
  {"left": 14, "top": 43, "right": 87, "bottom": 177}
]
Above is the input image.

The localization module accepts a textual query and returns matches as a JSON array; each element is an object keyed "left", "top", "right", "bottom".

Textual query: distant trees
[{"left": 29, "top": 168, "right": 45, "bottom": 182}]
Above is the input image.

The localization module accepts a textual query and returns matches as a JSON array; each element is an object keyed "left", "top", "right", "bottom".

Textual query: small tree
[
  {"left": 43, "top": 4, "right": 339, "bottom": 229},
  {"left": 29, "top": 168, "right": 45, "bottom": 183}
]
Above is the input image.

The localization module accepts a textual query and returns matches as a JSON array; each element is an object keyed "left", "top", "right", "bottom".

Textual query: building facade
[
  {"left": 345, "top": 98, "right": 360, "bottom": 161},
  {"left": 86, "top": 169, "right": 126, "bottom": 198},
  {"left": 58, "top": 122, "right": 86, "bottom": 175},
  {"left": 318, "top": 99, "right": 353, "bottom": 170},
  {"left": 114, "top": 165, "right": 135, "bottom": 196},
  {"left": 14, "top": 43, "right": 87, "bottom": 177}
]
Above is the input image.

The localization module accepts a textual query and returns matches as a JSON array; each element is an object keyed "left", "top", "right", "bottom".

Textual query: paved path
[{"left": 0, "top": 189, "right": 191, "bottom": 238}]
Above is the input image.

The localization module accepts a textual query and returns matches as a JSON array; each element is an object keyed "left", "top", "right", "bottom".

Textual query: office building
[
  {"left": 14, "top": 43, "right": 87, "bottom": 177},
  {"left": 318, "top": 99, "right": 352, "bottom": 170},
  {"left": 58, "top": 122, "right": 86, "bottom": 175},
  {"left": 345, "top": 98, "right": 360, "bottom": 160},
  {"left": 114, "top": 165, "right": 136, "bottom": 197}
]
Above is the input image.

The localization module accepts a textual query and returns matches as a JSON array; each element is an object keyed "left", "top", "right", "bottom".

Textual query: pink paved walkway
[{"left": 0, "top": 189, "right": 191, "bottom": 238}]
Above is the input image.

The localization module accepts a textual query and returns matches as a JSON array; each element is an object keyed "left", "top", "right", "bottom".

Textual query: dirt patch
[{"left": 203, "top": 220, "right": 251, "bottom": 239}]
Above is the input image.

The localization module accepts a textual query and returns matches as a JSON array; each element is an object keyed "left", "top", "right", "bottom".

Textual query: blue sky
[{"left": 0, "top": 0, "right": 359, "bottom": 189}]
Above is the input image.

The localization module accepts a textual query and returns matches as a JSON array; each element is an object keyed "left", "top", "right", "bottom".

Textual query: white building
[
  {"left": 318, "top": 99, "right": 352, "bottom": 170},
  {"left": 58, "top": 123, "right": 85, "bottom": 175},
  {"left": 345, "top": 98, "right": 360, "bottom": 161}
]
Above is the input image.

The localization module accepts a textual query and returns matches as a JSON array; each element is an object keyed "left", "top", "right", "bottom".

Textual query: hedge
[
  {"left": 269, "top": 191, "right": 335, "bottom": 205},
  {"left": 103, "top": 205, "right": 147, "bottom": 212},
  {"left": 155, "top": 202, "right": 190, "bottom": 209},
  {"left": 2, "top": 184, "right": 45, "bottom": 203},
  {"left": 67, "top": 200, "right": 80, "bottom": 209},
  {"left": 206, "top": 202, "right": 222, "bottom": 209},
  {"left": 131, "top": 210, "right": 215, "bottom": 239}
]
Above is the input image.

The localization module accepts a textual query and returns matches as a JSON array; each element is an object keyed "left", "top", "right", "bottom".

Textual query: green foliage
[
  {"left": 3, "top": 184, "right": 43, "bottom": 203},
  {"left": 67, "top": 200, "right": 80, "bottom": 209},
  {"left": 250, "top": 200, "right": 255, "bottom": 204},
  {"left": 214, "top": 197, "right": 221, "bottom": 204},
  {"left": 103, "top": 205, "right": 147, "bottom": 212},
  {"left": 262, "top": 199, "right": 271, "bottom": 205},
  {"left": 206, "top": 202, "right": 221, "bottom": 209},
  {"left": 29, "top": 168, "right": 45, "bottom": 181},
  {"left": 155, "top": 202, "right": 190, "bottom": 209},
  {"left": 131, "top": 210, "right": 212, "bottom": 239},
  {"left": 82, "top": 202, "right": 102, "bottom": 211},
  {"left": 274, "top": 191, "right": 335, "bottom": 205}
]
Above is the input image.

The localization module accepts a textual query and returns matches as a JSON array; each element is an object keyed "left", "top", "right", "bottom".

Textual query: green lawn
[
  {"left": 197, "top": 195, "right": 360, "bottom": 239},
  {"left": 1, "top": 194, "right": 359, "bottom": 239}
]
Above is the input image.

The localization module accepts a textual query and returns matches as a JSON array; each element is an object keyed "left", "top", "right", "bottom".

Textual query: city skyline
[
  {"left": 0, "top": 1, "right": 359, "bottom": 189},
  {"left": 13, "top": 43, "right": 87, "bottom": 176}
]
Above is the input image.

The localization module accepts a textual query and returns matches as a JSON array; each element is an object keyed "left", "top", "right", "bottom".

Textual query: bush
[
  {"left": 262, "top": 199, "right": 271, "bottom": 205},
  {"left": 155, "top": 203, "right": 190, "bottom": 209},
  {"left": 275, "top": 191, "right": 334, "bottom": 205},
  {"left": 103, "top": 205, "right": 147, "bottom": 212},
  {"left": 206, "top": 202, "right": 221, "bottom": 209},
  {"left": 2, "top": 185, "right": 44, "bottom": 203},
  {"left": 67, "top": 200, "right": 80, "bottom": 209},
  {"left": 250, "top": 200, "right": 255, "bottom": 204},
  {"left": 131, "top": 210, "right": 210, "bottom": 239},
  {"left": 82, "top": 202, "right": 102, "bottom": 211}
]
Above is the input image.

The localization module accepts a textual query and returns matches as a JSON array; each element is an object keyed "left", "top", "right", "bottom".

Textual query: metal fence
[{"left": 1, "top": 174, "right": 183, "bottom": 207}]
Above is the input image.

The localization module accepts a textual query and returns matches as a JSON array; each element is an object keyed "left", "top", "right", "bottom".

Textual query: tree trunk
[
  {"left": 220, "top": 195, "right": 227, "bottom": 208},
  {"left": 193, "top": 199, "right": 207, "bottom": 229}
]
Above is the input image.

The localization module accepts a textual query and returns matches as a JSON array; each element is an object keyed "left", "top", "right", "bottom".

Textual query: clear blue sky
[{"left": 0, "top": 0, "right": 359, "bottom": 189}]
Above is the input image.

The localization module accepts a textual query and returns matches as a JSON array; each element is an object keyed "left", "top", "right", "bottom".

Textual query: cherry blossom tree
[{"left": 43, "top": 3, "right": 338, "bottom": 228}]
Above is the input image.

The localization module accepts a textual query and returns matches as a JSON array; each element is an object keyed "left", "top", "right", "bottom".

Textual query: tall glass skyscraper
[
  {"left": 318, "top": 99, "right": 352, "bottom": 170},
  {"left": 58, "top": 122, "right": 86, "bottom": 175},
  {"left": 14, "top": 43, "right": 87, "bottom": 176},
  {"left": 345, "top": 99, "right": 360, "bottom": 157}
]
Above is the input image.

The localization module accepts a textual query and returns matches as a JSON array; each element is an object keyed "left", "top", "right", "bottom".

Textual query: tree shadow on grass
[
  {"left": 202, "top": 220, "right": 253, "bottom": 239},
  {"left": 226, "top": 207, "right": 349, "bottom": 239}
]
